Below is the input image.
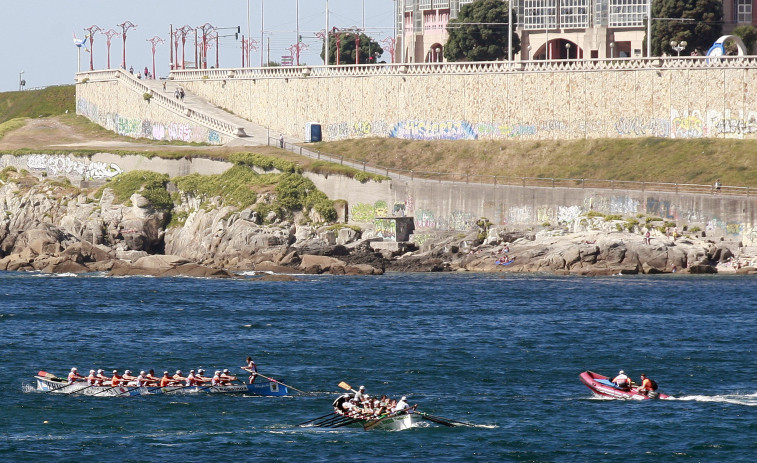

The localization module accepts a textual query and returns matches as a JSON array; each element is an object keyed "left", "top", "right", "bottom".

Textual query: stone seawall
[{"left": 174, "top": 62, "right": 757, "bottom": 142}]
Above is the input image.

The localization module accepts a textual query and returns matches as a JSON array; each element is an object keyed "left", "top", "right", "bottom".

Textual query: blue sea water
[{"left": 1, "top": 271, "right": 756, "bottom": 462}]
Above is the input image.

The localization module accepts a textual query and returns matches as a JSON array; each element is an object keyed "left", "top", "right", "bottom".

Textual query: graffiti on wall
[
  {"left": 27, "top": 154, "right": 123, "bottom": 179},
  {"left": 374, "top": 219, "right": 397, "bottom": 241},
  {"left": 412, "top": 209, "right": 475, "bottom": 231},
  {"left": 615, "top": 117, "right": 670, "bottom": 137},
  {"left": 350, "top": 201, "right": 388, "bottom": 223},
  {"left": 389, "top": 121, "right": 477, "bottom": 140},
  {"left": 706, "top": 109, "right": 757, "bottom": 138},
  {"left": 76, "top": 98, "right": 223, "bottom": 144},
  {"left": 670, "top": 109, "right": 705, "bottom": 139},
  {"left": 327, "top": 120, "right": 389, "bottom": 139}
]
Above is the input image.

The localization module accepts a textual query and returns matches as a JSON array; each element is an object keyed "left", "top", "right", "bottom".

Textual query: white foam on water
[{"left": 668, "top": 392, "right": 757, "bottom": 406}]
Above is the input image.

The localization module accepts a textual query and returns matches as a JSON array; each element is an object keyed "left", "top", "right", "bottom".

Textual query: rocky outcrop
[{"left": 0, "top": 174, "right": 750, "bottom": 278}]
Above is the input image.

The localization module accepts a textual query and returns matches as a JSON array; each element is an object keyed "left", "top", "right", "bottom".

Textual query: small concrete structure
[{"left": 375, "top": 217, "right": 415, "bottom": 242}]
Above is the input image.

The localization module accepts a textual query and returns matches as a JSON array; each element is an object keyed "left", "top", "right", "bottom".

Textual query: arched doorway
[
  {"left": 426, "top": 43, "right": 444, "bottom": 62},
  {"left": 533, "top": 39, "right": 583, "bottom": 60}
]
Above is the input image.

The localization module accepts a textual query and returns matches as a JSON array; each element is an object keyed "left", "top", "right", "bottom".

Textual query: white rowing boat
[{"left": 35, "top": 376, "right": 288, "bottom": 397}]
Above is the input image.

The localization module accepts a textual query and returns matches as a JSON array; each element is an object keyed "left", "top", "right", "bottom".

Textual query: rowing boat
[
  {"left": 344, "top": 412, "right": 425, "bottom": 431},
  {"left": 35, "top": 375, "right": 289, "bottom": 397}
]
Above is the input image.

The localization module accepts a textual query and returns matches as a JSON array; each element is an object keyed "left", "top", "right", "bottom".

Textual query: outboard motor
[{"left": 647, "top": 390, "right": 660, "bottom": 399}]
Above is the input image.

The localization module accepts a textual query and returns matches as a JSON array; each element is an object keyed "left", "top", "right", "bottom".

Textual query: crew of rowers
[
  {"left": 332, "top": 385, "right": 417, "bottom": 419},
  {"left": 66, "top": 366, "right": 241, "bottom": 388}
]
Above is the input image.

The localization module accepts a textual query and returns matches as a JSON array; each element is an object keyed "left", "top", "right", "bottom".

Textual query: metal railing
[{"left": 76, "top": 70, "right": 246, "bottom": 138}]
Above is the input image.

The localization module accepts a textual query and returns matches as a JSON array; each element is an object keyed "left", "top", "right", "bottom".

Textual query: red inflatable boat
[{"left": 579, "top": 371, "right": 670, "bottom": 400}]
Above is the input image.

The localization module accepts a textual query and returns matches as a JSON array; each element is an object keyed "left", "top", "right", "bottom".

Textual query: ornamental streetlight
[
  {"left": 671, "top": 40, "right": 687, "bottom": 56},
  {"left": 381, "top": 36, "right": 396, "bottom": 63},
  {"left": 566, "top": 42, "right": 571, "bottom": 60},
  {"left": 197, "top": 23, "right": 216, "bottom": 69},
  {"left": 19, "top": 71, "right": 25, "bottom": 91},
  {"left": 610, "top": 41, "right": 615, "bottom": 58},
  {"left": 117, "top": 21, "right": 137, "bottom": 69},
  {"left": 147, "top": 36, "right": 164, "bottom": 79},
  {"left": 84, "top": 25, "right": 102, "bottom": 70},
  {"left": 102, "top": 29, "right": 120, "bottom": 69},
  {"left": 178, "top": 25, "right": 194, "bottom": 69}
]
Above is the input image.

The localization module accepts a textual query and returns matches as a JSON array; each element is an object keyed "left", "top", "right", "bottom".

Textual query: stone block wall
[
  {"left": 177, "top": 65, "right": 757, "bottom": 142},
  {"left": 76, "top": 80, "right": 232, "bottom": 145}
]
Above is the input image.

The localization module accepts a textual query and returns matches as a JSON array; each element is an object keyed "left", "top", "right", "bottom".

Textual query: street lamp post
[
  {"left": 85, "top": 25, "right": 102, "bottom": 71},
  {"left": 179, "top": 26, "right": 193, "bottom": 69},
  {"left": 197, "top": 23, "right": 216, "bottom": 69},
  {"left": 19, "top": 71, "right": 25, "bottom": 92},
  {"left": 117, "top": 21, "right": 137, "bottom": 70},
  {"left": 610, "top": 41, "right": 615, "bottom": 58},
  {"left": 103, "top": 29, "right": 120, "bottom": 69},
  {"left": 671, "top": 40, "right": 687, "bottom": 56},
  {"left": 566, "top": 42, "right": 571, "bottom": 60},
  {"left": 147, "top": 36, "right": 165, "bottom": 79}
]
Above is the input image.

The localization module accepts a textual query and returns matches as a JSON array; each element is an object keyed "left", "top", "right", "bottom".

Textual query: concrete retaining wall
[
  {"left": 307, "top": 173, "right": 757, "bottom": 244},
  {"left": 0, "top": 153, "right": 231, "bottom": 182}
]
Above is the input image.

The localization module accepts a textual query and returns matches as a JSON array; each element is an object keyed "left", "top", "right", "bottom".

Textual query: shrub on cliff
[
  {"left": 229, "top": 152, "right": 301, "bottom": 174},
  {"left": 98, "top": 170, "right": 172, "bottom": 211},
  {"left": 273, "top": 173, "right": 336, "bottom": 222},
  {"left": 174, "top": 165, "right": 268, "bottom": 209}
]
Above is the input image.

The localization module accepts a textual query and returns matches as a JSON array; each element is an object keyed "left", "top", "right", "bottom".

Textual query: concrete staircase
[{"left": 137, "top": 75, "right": 272, "bottom": 147}]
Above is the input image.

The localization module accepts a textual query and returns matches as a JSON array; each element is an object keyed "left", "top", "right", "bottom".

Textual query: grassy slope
[
  {"left": 312, "top": 137, "right": 757, "bottom": 187},
  {"left": 0, "top": 86, "right": 75, "bottom": 123}
]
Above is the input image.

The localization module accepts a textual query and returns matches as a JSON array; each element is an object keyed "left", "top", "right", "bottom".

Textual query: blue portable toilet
[{"left": 305, "top": 122, "right": 322, "bottom": 142}]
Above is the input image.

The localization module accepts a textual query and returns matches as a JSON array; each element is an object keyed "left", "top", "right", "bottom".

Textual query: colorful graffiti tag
[
  {"left": 389, "top": 121, "right": 477, "bottom": 140},
  {"left": 27, "top": 154, "right": 123, "bottom": 179},
  {"left": 76, "top": 98, "right": 224, "bottom": 144}
]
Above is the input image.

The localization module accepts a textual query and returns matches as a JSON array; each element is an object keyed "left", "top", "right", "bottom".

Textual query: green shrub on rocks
[
  {"left": 274, "top": 173, "right": 336, "bottom": 222},
  {"left": 229, "top": 152, "right": 301, "bottom": 174},
  {"left": 174, "top": 165, "right": 270, "bottom": 209},
  {"left": 98, "top": 170, "right": 172, "bottom": 211}
]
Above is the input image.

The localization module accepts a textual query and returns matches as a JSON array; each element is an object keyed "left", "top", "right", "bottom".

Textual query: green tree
[
  {"left": 650, "top": 0, "right": 722, "bottom": 56},
  {"left": 444, "top": 0, "right": 520, "bottom": 62},
  {"left": 733, "top": 25, "right": 757, "bottom": 54},
  {"left": 320, "top": 32, "right": 384, "bottom": 65}
]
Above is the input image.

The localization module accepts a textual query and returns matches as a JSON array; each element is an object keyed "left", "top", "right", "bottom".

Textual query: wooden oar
[
  {"left": 92, "top": 384, "right": 121, "bottom": 396},
  {"left": 297, "top": 412, "right": 337, "bottom": 427},
  {"left": 420, "top": 412, "right": 474, "bottom": 427},
  {"left": 37, "top": 370, "right": 62, "bottom": 381},
  {"left": 317, "top": 414, "right": 353, "bottom": 427},
  {"left": 244, "top": 370, "right": 308, "bottom": 395},
  {"left": 333, "top": 416, "right": 363, "bottom": 428},
  {"left": 338, "top": 381, "right": 357, "bottom": 393}
]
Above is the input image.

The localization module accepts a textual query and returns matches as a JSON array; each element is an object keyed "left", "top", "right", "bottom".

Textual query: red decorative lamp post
[{"left": 117, "top": 21, "right": 137, "bottom": 70}]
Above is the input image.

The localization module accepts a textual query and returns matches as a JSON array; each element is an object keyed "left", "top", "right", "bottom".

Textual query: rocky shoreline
[{"left": 1, "top": 172, "right": 754, "bottom": 278}]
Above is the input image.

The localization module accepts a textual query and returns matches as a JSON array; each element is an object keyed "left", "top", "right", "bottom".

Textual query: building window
[
  {"left": 522, "top": 0, "right": 558, "bottom": 30},
  {"left": 560, "top": 0, "right": 589, "bottom": 28},
  {"left": 420, "top": 0, "right": 432, "bottom": 9},
  {"left": 608, "top": 0, "right": 647, "bottom": 27},
  {"left": 737, "top": 0, "right": 753, "bottom": 22},
  {"left": 433, "top": 0, "right": 451, "bottom": 7}
]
